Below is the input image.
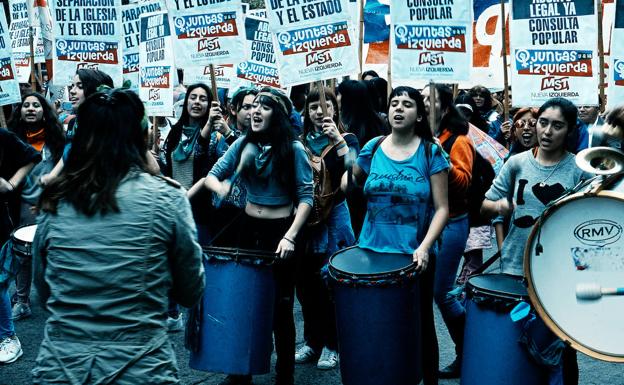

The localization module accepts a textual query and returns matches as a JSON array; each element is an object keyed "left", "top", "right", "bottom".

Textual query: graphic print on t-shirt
[{"left": 513, "top": 179, "right": 566, "bottom": 228}]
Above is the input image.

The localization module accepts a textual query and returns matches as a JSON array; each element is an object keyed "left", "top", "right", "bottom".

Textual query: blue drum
[
  {"left": 328, "top": 246, "right": 421, "bottom": 385},
  {"left": 189, "top": 247, "right": 277, "bottom": 375},
  {"left": 461, "top": 274, "right": 559, "bottom": 385}
]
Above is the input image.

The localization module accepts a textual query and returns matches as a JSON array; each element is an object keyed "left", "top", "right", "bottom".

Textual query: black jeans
[
  {"left": 295, "top": 250, "right": 337, "bottom": 352},
  {"left": 238, "top": 214, "right": 296, "bottom": 384}
]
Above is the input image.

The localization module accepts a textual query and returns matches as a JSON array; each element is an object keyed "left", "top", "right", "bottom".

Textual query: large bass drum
[{"left": 525, "top": 174, "right": 624, "bottom": 362}]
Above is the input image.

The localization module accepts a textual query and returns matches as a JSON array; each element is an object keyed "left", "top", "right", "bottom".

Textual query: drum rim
[
  {"left": 328, "top": 245, "right": 417, "bottom": 280},
  {"left": 465, "top": 273, "right": 528, "bottom": 302},
  {"left": 202, "top": 246, "right": 278, "bottom": 265},
  {"left": 11, "top": 223, "right": 38, "bottom": 246},
  {"left": 524, "top": 191, "right": 624, "bottom": 363}
]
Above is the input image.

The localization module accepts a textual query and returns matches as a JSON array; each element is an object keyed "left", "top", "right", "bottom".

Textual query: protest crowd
[{"left": 1, "top": 0, "right": 624, "bottom": 384}]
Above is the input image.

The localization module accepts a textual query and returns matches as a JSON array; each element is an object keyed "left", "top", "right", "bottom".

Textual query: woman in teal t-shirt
[{"left": 346, "top": 86, "right": 449, "bottom": 385}]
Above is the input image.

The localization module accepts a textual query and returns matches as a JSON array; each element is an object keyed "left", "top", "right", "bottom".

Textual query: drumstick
[
  {"left": 344, "top": 147, "right": 357, "bottom": 193},
  {"left": 213, "top": 143, "right": 258, "bottom": 208},
  {"left": 575, "top": 283, "right": 624, "bottom": 300}
]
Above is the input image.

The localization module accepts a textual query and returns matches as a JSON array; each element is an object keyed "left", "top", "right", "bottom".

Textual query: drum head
[
  {"left": 329, "top": 246, "right": 413, "bottom": 277},
  {"left": 526, "top": 193, "right": 624, "bottom": 362},
  {"left": 13, "top": 224, "right": 37, "bottom": 243},
  {"left": 466, "top": 274, "right": 527, "bottom": 302}
]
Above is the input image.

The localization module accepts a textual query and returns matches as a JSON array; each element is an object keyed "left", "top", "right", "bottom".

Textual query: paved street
[{"left": 3, "top": 283, "right": 622, "bottom": 385}]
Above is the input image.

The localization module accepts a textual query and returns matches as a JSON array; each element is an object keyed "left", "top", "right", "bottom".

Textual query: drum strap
[{"left": 470, "top": 250, "right": 501, "bottom": 276}]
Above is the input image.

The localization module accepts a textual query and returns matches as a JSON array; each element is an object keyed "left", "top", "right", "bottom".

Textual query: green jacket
[{"left": 32, "top": 170, "right": 205, "bottom": 385}]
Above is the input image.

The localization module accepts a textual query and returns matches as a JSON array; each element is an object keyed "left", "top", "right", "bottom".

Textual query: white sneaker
[
  {"left": 0, "top": 336, "right": 23, "bottom": 364},
  {"left": 294, "top": 344, "right": 317, "bottom": 364},
  {"left": 166, "top": 314, "right": 184, "bottom": 333},
  {"left": 316, "top": 347, "right": 338, "bottom": 370}
]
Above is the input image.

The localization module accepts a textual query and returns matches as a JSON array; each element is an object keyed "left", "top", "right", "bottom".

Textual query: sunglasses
[{"left": 514, "top": 119, "right": 537, "bottom": 129}]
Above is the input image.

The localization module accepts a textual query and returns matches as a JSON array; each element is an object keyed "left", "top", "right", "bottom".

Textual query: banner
[
  {"left": 51, "top": 0, "right": 123, "bottom": 85},
  {"left": 236, "top": 15, "right": 280, "bottom": 88},
  {"left": 0, "top": 7, "right": 22, "bottom": 105},
  {"left": 608, "top": 0, "right": 624, "bottom": 107},
  {"left": 266, "top": 0, "right": 359, "bottom": 86},
  {"left": 164, "top": 0, "right": 245, "bottom": 68},
  {"left": 185, "top": 64, "right": 235, "bottom": 89},
  {"left": 28, "top": 0, "right": 52, "bottom": 63},
  {"left": 468, "top": 0, "right": 509, "bottom": 89},
  {"left": 121, "top": 0, "right": 162, "bottom": 92},
  {"left": 139, "top": 10, "right": 174, "bottom": 116},
  {"left": 391, "top": 0, "right": 473, "bottom": 82},
  {"left": 509, "top": 0, "right": 599, "bottom": 106},
  {"left": 8, "top": 0, "right": 33, "bottom": 82}
]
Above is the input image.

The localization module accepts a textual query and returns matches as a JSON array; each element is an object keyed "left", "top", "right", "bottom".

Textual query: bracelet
[
  {"left": 7, "top": 180, "right": 15, "bottom": 191},
  {"left": 282, "top": 236, "right": 296, "bottom": 246}
]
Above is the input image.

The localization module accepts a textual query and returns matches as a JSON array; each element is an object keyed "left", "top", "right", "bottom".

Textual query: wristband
[
  {"left": 7, "top": 180, "right": 15, "bottom": 191},
  {"left": 283, "top": 236, "right": 296, "bottom": 246}
]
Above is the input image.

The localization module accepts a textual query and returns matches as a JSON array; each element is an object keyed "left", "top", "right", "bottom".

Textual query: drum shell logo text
[{"left": 573, "top": 219, "right": 623, "bottom": 246}]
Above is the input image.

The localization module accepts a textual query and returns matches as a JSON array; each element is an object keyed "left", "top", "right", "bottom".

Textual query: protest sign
[
  {"left": 608, "top": 0, "right": 624, "bottom": 107},
  {"left": 510, "top": 0, "right": 599, "bottom": 106},
  {"left": 0, "top": 7, "right": 22, "bottom": 105},
  {"left": 390, "top": 0, "right": 473, "bottom": 82},
  {"left": 139, "top": 10, "right": 174, "bottom": 116},
  {"left": 468, "top": 0, "right": 509, "bottom": 89},
  {"left": 185, "top": 64, "right": 235, "bottom": 89},
  {"left": 164, "top": 0, "right": 245, "bottom": 67},
  {"left": 121, "top": 0, "right": 162, "bottom": 92},
  {"left": 28, "top": 0, "right": 51, "bottom": 63},
  {"left": 8, "top": 0, "right": 33, "bottom": 82},
  {"left": 236, "top": 15, "right": 280, "bottom": 88},
  {"left": 249, "top": 8, "right": 268, "bottom": 19},
  {"left": 266, "top": 0, "right": 359, "bottom": 86},
  {"left": 51, "top": 0, "right": 123, "bottom": 85}
]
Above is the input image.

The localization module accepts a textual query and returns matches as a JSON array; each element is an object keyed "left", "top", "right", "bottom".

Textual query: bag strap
[
  {"left": 371, "top": 135, "right": 388, "bottom": 157},
  {"left": 441, "top": 133, "right": 459, "bottom": 154}
]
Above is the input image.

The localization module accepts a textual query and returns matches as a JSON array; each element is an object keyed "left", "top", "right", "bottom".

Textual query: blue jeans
[
  {"left": 434, "top": 215, "right": 470, "bottom": 321},
  {"left": 0, "top": 284, "right": 15, "bottom": 339}
]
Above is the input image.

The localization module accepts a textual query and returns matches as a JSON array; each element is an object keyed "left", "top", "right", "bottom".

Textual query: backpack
[
  {"left": 306, "top": 135, "right": 351, "bottom": 227},
  {"left": 442, "top": 134, "right": 495, "bottom": 227}
]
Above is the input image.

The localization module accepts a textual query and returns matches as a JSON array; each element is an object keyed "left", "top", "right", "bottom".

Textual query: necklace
[{"left": 537, "top": 152, "right": 565, "bottom": 187}]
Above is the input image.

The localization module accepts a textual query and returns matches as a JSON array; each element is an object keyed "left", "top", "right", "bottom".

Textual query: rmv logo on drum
[{"left": 574, "top": 220, "right": 623, "bottom": 246}]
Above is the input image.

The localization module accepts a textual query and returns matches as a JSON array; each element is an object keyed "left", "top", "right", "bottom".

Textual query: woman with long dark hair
[
  {"left": 7, "top": 92, "right": 65, "bottom": 320},
  {"left": 163, "top": 83, "right": 229, "bottom": 243},
  {"left": 198, "top": 87, "right": 313, "bottom": 385},
  {"left": 481, "top": 98, "right": 587, "bottom": 385},
  {"left": 337, "top": 79, "right": 387, "bottom": 237},
  {"left": 346, "top": 86, "right": 449, "bottom": 385},
  {"left": 40, "top": 69, "right": 116, "bottom": 185},
  {"left": 33, "top": 88, "right": 204, "bottom": 384},
  {"left": 422, "top": 83, "right": 475, "bottom": 379},
  {"left": 337, "top": 79, "right": 387, "bottom": 145},
  {"left": 294, "top": 87, "right": 359, "bottom": 370}
]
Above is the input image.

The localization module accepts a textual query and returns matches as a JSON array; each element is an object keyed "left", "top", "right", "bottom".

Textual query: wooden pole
[
  {"left": 329, "top": 78, "right": 336, "bottom": 92},
  {"left": 315, "top": 80, "right": 329, "bottom": 117},
  {"left": 0, "top": 108, "right": 7, "bottom": 129},
  {"left": 208, "top": 64, "right": 219, "bottom": 102},
  {"left": 597, "top": 1, "right": 606, "bottom": 112},
  {"left": 387, "top": 43, "right": 392, "bottom": 100},
  {"left": 358, "top": 0, "right": 365, "bottom": 80},
  {"left": 152, "top": 116, "right": 159, "bottom": 152},
  {"left": 500, "top": 0, "right": 510, "bottom": 122},
  {"left": 452, "top": 84, "right": 459, "bottom": 99},
  {"left": 428, "top": 81, "right": 437, "bottom": 135},
  {"left": 29, "top": 27, "right": 37, "bottom": 91}
]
